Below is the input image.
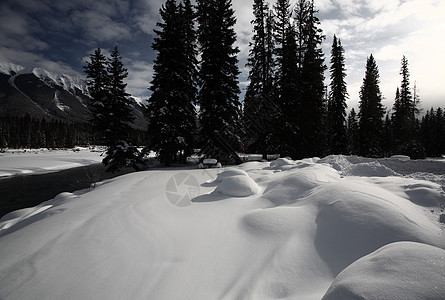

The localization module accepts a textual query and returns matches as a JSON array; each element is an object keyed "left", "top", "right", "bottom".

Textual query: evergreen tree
[
  {"left": 358, "top": 54, "right": 385, "bottom": 157},
  {"left": 392, "top": 56, "right": 415, "bottom": 144},
  {"left": 196, "top": 0, "right": 242, "bottom": 163},
  {"left": 243, "top": 0, "right": 275, "bottom": 155},
  {"left": 297, "top": 0, "right": 327, "bottom": 157},
  {"left": 391, "top": 56, "right": 424, "bottom": 158},
  {"left": 271, "top": 0, "right": 301, "bottom": 158},
  {"left": 346, "top": 108, "right": 359, "bottom": 155},
  {"left": 84, "top": 47, "right": 143, "bottom": 172},
  {"left": 382, "top": 112, "right": 393, "bottom": 156},
  {"left": 83, "top": 48, "right": 109, "bottom": 143},
  {"left": 327, "top": 35, "right": 348, "bottom": 154},
  {"left": 102, "top": 46, "right": 143, "bottom": 172},
  {"left": 420, "top": 107, "right": 444, "bottom": 157},
  {"left": 147, "top": 0, "right": 197, "bottom": 165}
]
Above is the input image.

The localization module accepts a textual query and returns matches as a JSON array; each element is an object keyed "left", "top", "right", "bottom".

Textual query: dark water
[{"left": 0, "top": 164, "right": 136, "bottom": 219}]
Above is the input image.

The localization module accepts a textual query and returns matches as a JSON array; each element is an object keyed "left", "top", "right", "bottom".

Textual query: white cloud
[
  {"left": 126, "top": 60, "right": 154, "bottom": 99},
  {"left": 318, "top": 0, "right": 445, "bottom": 109}
]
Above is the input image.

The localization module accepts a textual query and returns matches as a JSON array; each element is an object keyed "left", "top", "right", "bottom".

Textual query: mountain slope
[{"left": 0, "top": 63, "right": 147, "bottom": 130}]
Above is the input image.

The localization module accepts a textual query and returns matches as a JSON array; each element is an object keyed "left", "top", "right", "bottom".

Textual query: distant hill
[{"left": 0, "top": 62, "right": 147, "bottom": 130}]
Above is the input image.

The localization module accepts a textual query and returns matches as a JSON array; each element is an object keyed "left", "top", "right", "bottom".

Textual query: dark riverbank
[{"left": 0, "top": 164, "right": 137, "bottom": 219}]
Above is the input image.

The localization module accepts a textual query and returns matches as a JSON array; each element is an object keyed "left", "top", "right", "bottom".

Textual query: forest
[
  {"left": 143, "top": 0, "right": 445, "bottom": 164},
  {"left": 1, "top": 0, "right": 444, "bottom": 165}
]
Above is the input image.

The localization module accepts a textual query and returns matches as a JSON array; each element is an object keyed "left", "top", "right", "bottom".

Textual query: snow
[
  {"left": 0, "top": 155, "right": 444, "bottom": 299},
  {"left": 53, "top": 90, "right": 70, "bottom": 112},
  {"left": 0, "top": 148, "right": 103, "bottom": 177},
  {"left": 215, "top": 175, "right": 260, "bottom": 197},
  {"left": 32, "top": 67, "right": 89, "bottom": 95},
  {"left": 0, "top": 62, "right": 25, "bottom": 75},
  {"left": 322, "top": 242, "right": 445, "bottom": 299}
]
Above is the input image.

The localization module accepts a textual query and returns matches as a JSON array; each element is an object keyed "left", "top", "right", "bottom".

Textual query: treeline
[
  {"left": 0, "top": 115, "right": 93, "bottom": 149},
  {"left": 420, "top": 108, "right": 445, "bottom": 157},
  {"left": 146, "top": 0, "right": 331, "bottom": 164},
  {"left": 82, "top": 0, "right": 444, "bottom": 166},
  {"left": 0, "top": 115, "right": 146, "bottom": 149},
  {"left": 345, "top": 54, "right": 444, "bottom": 159}
]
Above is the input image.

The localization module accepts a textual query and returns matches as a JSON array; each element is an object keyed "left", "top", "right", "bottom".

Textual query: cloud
[
  {"left": 70, "top": 10, "right": 132, "bottom": 42},
  {"left": 131, "top": 0, "right": 164, "bottom": 35},
  {"left": 317, "top": 0, "right": 445, "bottom": 109},
  {"left": 126, "top": 60, "right": 154, "bottom": 99}
]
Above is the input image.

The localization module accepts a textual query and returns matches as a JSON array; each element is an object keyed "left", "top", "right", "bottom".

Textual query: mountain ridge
[{"left": 0, "top": 62, "right": 147, "bottom": 130}]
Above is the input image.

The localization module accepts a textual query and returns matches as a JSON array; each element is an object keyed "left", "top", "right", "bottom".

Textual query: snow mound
[
  {"left": 269, "top": 157, "right": 295, "bottom": 169},
  {"left": 344, "top": 161, "right": 399, "bottom": 177},
  {"left": 215, "top": 175, "right": 260, "bottom": 197},
  {"left": 322, "top": 242, "right": 445, "bottom": 300},
  {"left": 319, "top": 156, "right": 399, "bottom": 177},
  {"left": 319, "top": 155, "right": 352, "bottom": 172},
  {"left": 405, "top": 182, "right": 444, "bottom": 207},
  {"left": 212, "top": 169, "right": 249, "bottom": 183},
  {"left": 314, "top": 180, "right": 444, "bottom": 274},
  {"left": 262, "top": 164, "right": 339, "bottom": 206}
]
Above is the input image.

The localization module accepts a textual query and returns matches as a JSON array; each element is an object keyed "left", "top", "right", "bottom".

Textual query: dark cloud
[{"left": 0, "top": 0, "right": 443, "bottom": 108}]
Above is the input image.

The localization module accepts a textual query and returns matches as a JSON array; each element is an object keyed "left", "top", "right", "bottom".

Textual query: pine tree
[
  {"left": 358, "top": 54, "right": 385, "bottom": 157},
  {"left": 297, "top": 0, "right": 327, "bottom": 157},
  {"left": 83, "top": 48, "right": 109, "bottom": 143},
  {"left": 102, "top": 46, "right": 143, "bottom": 172},
  {"left": 327, "top": 35, "right": 348, "bottom": 154},
  {"left": 147, "top": 0, "right": 197, "bottom": 165},
  {"left": 391, "top": 57, "right": 414, "bottom": 144},
  {"left": 196, "top": 0, "right": 242, "bottom": 163},
  {"left": 271, "top": 0, "right": 302, "bottom": 158},
  {"left": 243, "top": 0, "right": 275, "bottom": 155},
  {"left": 346, "top": 108, "right": 359, "bottom": 155},
  {"left": 382, "top": 112, "right": 393, "bottom": 156},
  {"left": 391, "top": 56, "right": 424, "bottom": 158},
  {"left": 84, "top": 47, "right": 143, "bottom": 172}
]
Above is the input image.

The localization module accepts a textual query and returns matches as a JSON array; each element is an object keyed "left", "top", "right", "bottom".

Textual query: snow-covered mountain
[
  {"left": 0, "top": 62, "right": 147, "bottom": 130},
  {"left": 32, "top": 67, "right": 90, "bottom": 97}
]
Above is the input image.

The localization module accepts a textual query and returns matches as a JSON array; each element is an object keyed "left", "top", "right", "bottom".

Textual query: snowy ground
[
  {"left": 0, "top": 148, "right": 103, "bottom": 177},
  {"left": 0, "top": 155, "right": 444, "bottom": 299}
]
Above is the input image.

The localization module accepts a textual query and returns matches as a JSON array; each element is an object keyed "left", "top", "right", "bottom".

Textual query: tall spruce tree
[
  {"left": 327, "top": 35, "right": 348, "bottom": 154},
  {"left": 272, "top": 0, "right": 301, "bottom": 158},
  {"left": 421, "top": 107, "right": 445, "bottom": 156},
  {"left": 103, "top": 47, "right": 143, "bottom": 172},
  {"left": 196, "top": 0, "right": 242, "bottom": 163},
  {"left": 391, "top": 56, "right": 417, "bottom": 150},
  {"left": 84, "top": 47, "right": 143, "bottom": 172},
  {"left": 84, "top": 48, "right": 109, "bottom": 143},
  {"left": 297, "top": 0, "right": 327, "bottom": 157},
  {"left": 358, "top": 54, "right": 385, "bottom": 157},
  {"left": 147, "top": 0, "right": 197, "bottom": 165},
  {"left": 243, "top": 0, "right": 275, "bottom": 155},
  {"left": 347, "top": 108, "right": 359, "bottom": 155}
]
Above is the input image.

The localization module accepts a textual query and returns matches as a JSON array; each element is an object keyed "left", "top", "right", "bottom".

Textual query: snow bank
[
  {"left": 0, "top": 156, "right": 444, "bottom": 299},
  {"left": 322, "top": 242, "right": 445, "bottom": 300},
  {"left": 0, "top": 148, "right": 102, "bottom": 177}
]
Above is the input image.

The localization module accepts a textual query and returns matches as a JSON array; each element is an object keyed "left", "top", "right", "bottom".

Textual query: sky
[{"left": 1, "top": 0, "right": 444, "bottom": 112}]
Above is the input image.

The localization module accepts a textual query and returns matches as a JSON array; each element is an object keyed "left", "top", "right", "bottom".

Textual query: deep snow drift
[{"left": 0, "top": 155, "right": 444, "bottom": 299}]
